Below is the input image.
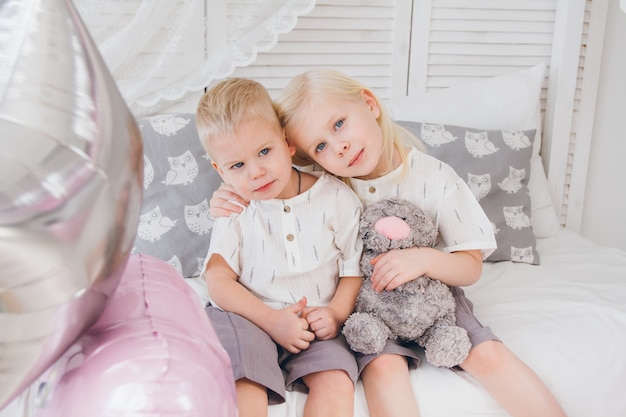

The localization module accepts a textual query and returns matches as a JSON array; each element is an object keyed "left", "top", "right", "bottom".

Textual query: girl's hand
[
  {"left": 265, "top": 297, "right": 315, "bottom": 353},
  {"left": 209, "top": 183, "right": 249, "bottom": 218},
  {"left": 369, "top": 247, "right": 425, "bottom": 292},
  {"left": 302, "top": 306, "right": 341, "bottom": 340}
]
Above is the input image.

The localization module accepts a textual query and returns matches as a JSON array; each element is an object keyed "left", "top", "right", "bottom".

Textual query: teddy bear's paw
[
  {"left": 343, "top": 312, "right": 391, "bottom": 355},
  {"left": 423, "top": 326, "right": 472, "bottom": 368}
]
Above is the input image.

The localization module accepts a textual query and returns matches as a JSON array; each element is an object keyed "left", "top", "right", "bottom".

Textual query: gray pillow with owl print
[
  {"left": 397, "top": 121, "right": 539, "bottom": 265},
  {"left": 133, "top": 113, "right": 222, "bottom": 278}
]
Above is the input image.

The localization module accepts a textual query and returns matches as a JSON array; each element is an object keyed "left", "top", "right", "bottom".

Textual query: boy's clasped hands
[{"left": 267, "top": 297, "right": 342, "bottom": 354}]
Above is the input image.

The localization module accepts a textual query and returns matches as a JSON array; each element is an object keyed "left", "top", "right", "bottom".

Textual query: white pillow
[{"left": 386, "top": 63, "right": 560, "bottom": 238}]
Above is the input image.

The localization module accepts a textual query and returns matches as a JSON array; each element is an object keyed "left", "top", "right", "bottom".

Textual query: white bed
[
  {"left": 124, "top": 107, "right": 626, "bottom": 417},
  {"left": 2, "top": 1, "right": 626, "bottom": 417},
  {"left": 126, "top": 59, "right": 626, "bottom": 416},
  {"left": 128, "top": 102, "right": 626, "bottom": 417}
]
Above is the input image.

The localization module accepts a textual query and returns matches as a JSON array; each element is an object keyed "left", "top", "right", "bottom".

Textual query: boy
[{"left": 195, "top": 78, "right": 363, "bottom": 417}]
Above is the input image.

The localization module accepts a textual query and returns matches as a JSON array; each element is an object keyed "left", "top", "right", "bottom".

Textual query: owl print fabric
[
  {"left": 133, "top": 114, "right": 223, "bottom": 278},
  {"left": 399, "top": 121, "right": 539, "bottom": 265}
]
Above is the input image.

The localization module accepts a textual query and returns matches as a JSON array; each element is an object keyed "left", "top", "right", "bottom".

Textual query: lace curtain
[{"left": 74, "top": 0, "right": 316, "bottom": 116}]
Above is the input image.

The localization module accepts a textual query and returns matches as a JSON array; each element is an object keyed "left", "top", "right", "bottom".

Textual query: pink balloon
[{"left": 34, "top": 254, "right": 237, "bottom": 417}]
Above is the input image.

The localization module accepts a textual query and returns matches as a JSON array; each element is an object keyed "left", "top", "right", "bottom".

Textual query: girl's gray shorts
[
  {"left": 206, "top": 305, "right": 359, "bottom": 405},
  {"left": 356, "top": 286, "right": 500, "bottom": 372}
]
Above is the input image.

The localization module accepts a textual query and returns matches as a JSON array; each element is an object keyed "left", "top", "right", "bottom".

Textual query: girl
[{"left": 209, "top": 69, "right": 567, "bottom": 417}]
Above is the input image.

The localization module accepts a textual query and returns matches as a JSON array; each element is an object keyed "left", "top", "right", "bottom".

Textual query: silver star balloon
[{"left": 0, "top": 0, "right": 143, "bottom": 409}]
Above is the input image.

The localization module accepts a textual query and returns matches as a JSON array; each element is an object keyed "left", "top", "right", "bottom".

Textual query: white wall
[{"left": 581, "top": 0, "right": 626, "bottom": 252}]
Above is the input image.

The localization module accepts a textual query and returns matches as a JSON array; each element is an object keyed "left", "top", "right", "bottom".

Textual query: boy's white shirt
[
  {"left": 349, "top": 148, "right": 497, "bottom": 259},
  {"left": 205, "top": 172, "right": 363, "bottom": 311}
]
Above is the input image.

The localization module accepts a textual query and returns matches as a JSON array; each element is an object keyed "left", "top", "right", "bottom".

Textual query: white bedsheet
[
  {"left": 1, "top": 230, "right": 625, "bottom": 417},
  {"left": 268, "top": 229, "right": 626, "bottom": 417}
]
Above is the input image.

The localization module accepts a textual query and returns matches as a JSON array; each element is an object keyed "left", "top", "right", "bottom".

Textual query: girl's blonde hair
[
  {"left": 196, "top": 78, "right": 280, "bottom": 159},
  {"left": 276, "top": 68, "right": 424, "bottom": 179}
]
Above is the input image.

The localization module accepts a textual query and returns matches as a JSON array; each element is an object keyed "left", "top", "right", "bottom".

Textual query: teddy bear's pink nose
[{"left": 374, "top": 216, "right": 411, "bottom": 240}]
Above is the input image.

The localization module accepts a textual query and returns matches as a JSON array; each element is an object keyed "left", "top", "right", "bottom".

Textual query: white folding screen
[
  {"left": 556, "top": 0, "right": 609, "bottom": 231},
  {"left": 84, "top": 0, "right": 601, "bottom": 231}
]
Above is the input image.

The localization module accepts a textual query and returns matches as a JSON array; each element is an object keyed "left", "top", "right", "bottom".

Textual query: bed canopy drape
[{"left": 75, "top": 0, "right": 315, "bottom": 116}]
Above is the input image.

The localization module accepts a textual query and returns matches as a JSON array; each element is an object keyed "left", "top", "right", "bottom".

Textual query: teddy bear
[{"left": 342, "top": 198, "right": 472, "bottom": 368}]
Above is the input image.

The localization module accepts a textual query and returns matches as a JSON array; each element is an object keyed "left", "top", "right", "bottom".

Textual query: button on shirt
[{"left": 206, "top": 172, "right": 363, "bottom": 310}]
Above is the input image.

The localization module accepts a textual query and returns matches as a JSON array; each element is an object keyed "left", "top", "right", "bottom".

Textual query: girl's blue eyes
[
  {"left": 315, "top": 119, "right": 344, "bottom": 153},
  {"left": 259, "top": 148, "right": 269, "bottom": 156}
]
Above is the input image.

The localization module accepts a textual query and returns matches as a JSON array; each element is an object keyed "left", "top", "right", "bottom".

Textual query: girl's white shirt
[
  {"left": 206, "top": 172, "right": 363, "bottom": 310},
  {"left": 350, "top": 148, "right": 497, "bottom": 259}
]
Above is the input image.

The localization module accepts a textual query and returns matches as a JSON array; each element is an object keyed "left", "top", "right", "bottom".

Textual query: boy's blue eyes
[
  {"left": 316, "top": 143, "right": 326, "bottom": 152},
  {"left": 334, "top": 119, "right": 344, "bottom": 130},
  {"left": 230, "top": 148, "right": 270, "bottom": 169}
]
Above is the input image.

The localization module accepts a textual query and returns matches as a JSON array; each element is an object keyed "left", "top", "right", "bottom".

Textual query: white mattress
[{"left": 2, "top": 230, "right": 625, "bottom": 417}]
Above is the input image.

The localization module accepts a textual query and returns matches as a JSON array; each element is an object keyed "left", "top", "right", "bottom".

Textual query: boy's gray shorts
[
  {"left": 206, "top": 306, "right": 359, "bottom": 405},
  {"left": 356, "top": 286, "right": 500, "bottom": 372}
]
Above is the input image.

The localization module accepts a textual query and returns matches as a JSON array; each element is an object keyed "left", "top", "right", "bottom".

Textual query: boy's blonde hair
[
  {"left": 196, "top": 78, "right": 280, "bottom": 159},
  {"left": 276, "top": 68, "right": 424, "bottom": 178}
]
